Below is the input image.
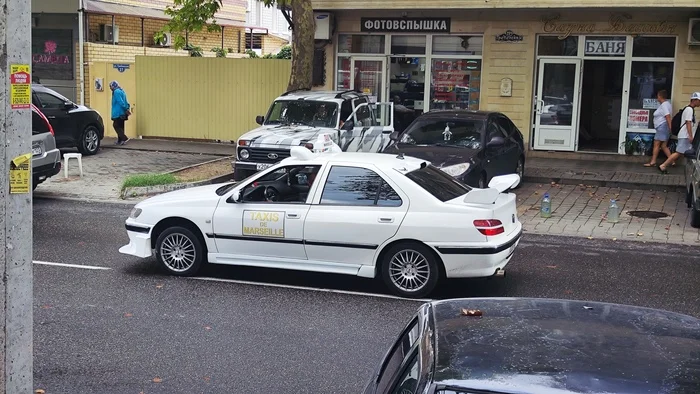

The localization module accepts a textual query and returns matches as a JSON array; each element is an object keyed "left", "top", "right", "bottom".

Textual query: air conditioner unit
[
  {"left": 314, "top": 12, "right": 332, "bottom": 40},
  {"left": 689, "top": 19, "right": 700, "bottom": 45},
  {"left": 156, "top": 33, "right": 173, "bottom": 47},
  {"left": 100, "top": 24, "right": 120, "bottom": 44}
]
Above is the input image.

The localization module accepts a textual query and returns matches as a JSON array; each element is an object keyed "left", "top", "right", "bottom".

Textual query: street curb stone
[{"left": 523, "top": 175, "right": 685, "bottom": 193}]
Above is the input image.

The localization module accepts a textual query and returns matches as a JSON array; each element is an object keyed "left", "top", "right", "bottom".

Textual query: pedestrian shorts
[
  {"left": 654, "top": 122, "right": 670, "bottom": 142},
  {"left": 676, "top": 138, "right": 692, "bottom": 154}
]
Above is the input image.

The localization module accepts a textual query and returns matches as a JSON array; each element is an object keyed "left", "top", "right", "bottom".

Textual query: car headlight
[
  {"left": 129, "top": 208, "right": 142, "bottom": 219},
  {"left": 441, "top": 163, "right": 470, "bottom": 177},
  {"left": 239, "top": 149, "right": 250, "bottom": 160}
]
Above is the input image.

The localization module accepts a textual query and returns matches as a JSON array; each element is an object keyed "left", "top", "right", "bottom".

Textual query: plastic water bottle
[
  {"left": 540, "top": 193, "right": 552, "bottom": 218},
  {"left": 607, "top": 199, "right": 620, "bottom": 223}
]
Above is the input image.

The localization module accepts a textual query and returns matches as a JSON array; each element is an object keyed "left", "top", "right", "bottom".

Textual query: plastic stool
[{"left": 64, "top": 153, "right": 83, "bottom": 178}]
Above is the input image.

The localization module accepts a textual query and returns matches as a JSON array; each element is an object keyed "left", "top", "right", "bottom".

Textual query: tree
[{"left": 163, "top": 0, "right": 314, "bottom": 91}]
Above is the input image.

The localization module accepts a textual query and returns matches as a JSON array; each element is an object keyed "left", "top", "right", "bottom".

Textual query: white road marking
[
  {"left": 190, "top": 277, "right": 432, "bottom": 302},
  {"left": 33, "top": 261, "right": 112, "bottom": 270}
]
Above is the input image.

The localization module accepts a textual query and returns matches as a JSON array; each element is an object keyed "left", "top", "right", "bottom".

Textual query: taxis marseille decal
[{"left": 242, "top": 210, "right": 285, "bottom": 238}]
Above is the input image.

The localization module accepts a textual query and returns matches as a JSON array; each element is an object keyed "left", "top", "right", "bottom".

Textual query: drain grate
[{"left": 627, "top": 210, "right": 669, "bottom": 219}]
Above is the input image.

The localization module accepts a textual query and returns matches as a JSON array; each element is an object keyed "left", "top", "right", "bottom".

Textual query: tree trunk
[{"left": 288, "top": 0, "right": 314, "bottom": 91}]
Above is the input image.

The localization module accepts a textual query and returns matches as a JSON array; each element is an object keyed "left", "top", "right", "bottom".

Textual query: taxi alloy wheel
[
  {"left": 381, "top": 243, "right": 439, "bottom": 298},
  {"left": 155, "top": 226, "right": 204, "bottom": 276}
]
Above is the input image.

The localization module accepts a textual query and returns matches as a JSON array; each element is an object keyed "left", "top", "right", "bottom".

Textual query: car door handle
[
  {"left": 378, "top": 217, "right": 394, "bottom": 223},
  {"left": 286, "top": 213, "right": 299, "bottom": 219},
  {"left": 47, "top": 116, "right": 56, "bottom": 119}
]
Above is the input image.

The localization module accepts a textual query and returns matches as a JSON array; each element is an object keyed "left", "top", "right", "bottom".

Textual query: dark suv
[{"left": 32, "top": 85, "right": 105, "bottom": 155}]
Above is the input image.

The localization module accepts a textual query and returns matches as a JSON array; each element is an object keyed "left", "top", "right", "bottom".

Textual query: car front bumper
[
  {"left": 119, "top": 222, "right": 153, "bottom": 258},
  {"left": 428, "top": 227, "right": 522, "bottom": 278}
]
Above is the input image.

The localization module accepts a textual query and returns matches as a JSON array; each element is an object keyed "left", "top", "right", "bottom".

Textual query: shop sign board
[
  {"left": 628, "top": 109, "right": 650, "bottom": 129},
  {"left": 584, "top": 39, "right": 625, "bottom": 56},
  {"left": 495, "top": 30, "right": 524, "bottom": 43},
  {"left": 361, "top": 18, "right": 450, "bottom": 33},
  {"left": 542, "top": 14, "right": 677, "bottom": 39}
]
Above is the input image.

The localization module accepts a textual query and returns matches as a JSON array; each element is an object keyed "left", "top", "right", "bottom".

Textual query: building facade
[
  {"left": 31, "top": 0, "right": 288, "bottom": 106},
  {"left": 312, "top": 0, "right": 700, "bottom": 155}
]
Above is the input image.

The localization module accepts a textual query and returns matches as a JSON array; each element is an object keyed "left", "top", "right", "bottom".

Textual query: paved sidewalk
[
  {"left": 34, "top": 149, "right": 221, "bottom": 202},
  {"left": 515, "top": 182, "right": 699, "bottom": 245},
  {"left": 524, "top": 158, "right": 685, "bottom": 192},
  {"left": 102, "top": 137, "right": 235, "bottom": 157}
]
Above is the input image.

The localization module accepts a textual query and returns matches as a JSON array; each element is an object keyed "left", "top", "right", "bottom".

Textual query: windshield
[
  {"left": 264, "top": 100, "right": 339, "bottom": 128},
  {"left": 405, "top": 165, "right": 471, "bottom": 202},
  {"left": 400, "top": 118, "right": 484, "bottom": 149}
]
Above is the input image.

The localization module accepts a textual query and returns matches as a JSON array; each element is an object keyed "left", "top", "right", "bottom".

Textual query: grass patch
[{"left": 121, "top": 173, "right": 179, "bottom": 191}]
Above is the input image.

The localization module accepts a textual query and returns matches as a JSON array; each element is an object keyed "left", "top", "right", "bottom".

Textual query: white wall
[{"left": 246, "top": 0, "right": 290, "bottom": 40}]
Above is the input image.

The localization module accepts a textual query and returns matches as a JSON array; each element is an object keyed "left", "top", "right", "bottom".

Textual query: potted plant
[{"left": 621, "top": 136, "right": 640, "bottom": 155}]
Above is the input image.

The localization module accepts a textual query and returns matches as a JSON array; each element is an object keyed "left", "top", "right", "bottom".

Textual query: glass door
[
  {"left": 350, "top": 57, "right": 386, "bottom": 104},
  {"left": 533, "top": 59, "right": 582, "bottom": 151}
]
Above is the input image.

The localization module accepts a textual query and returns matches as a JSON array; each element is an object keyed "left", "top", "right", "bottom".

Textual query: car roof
[
  {"left": 427, "top": 298, "right": 700, "bottom": 393},
  {"left": 282, "top": 151, "right": 427, "bottom": 173},
  {"left": 275, "top": 89, "right": 368, "bottom": 102}
]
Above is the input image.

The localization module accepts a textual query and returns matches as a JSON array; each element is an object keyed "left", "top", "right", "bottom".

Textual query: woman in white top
[
  {"left": 659, "top": 92, "right": 700, "bottom": 173},
  {"left": 645, "top": 90, "right": 673, "bottom": 167}
]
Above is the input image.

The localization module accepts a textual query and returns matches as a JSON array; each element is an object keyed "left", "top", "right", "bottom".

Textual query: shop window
[
  {"left": 537, "top": 36, "right": 578, "bottom": 56},
  {"left": 338, "top": 34, "right": 385, "bottom": 54},
  {"left": 430, "top": 59, "right": 481, "bottom": 111},
  {"left": 432, "top": 35, "right": 483, "bottom": 56},
  {"left": 632, "top": 36, "right": 676, "bottom": 58},
  {"left": 390, "top": 57, "right": 426, "bottom": 124},
  {"left": 32, "top": 28, "right": 74, "bottom": 80},
  {"left": 337, "top": 57, "right": 351, "bottom": 90},
  {"left": 627, "top": 61, "right": 673, "bottom": 130},
  {"left": 390, "top": 35, "right": 426, "bottom": 55},
  {"left": 584, "top": 36, "right": 626, "bottom": 57}
]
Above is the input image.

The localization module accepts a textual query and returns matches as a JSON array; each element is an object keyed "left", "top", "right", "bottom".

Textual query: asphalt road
[{"left": 32, "top": 198, "right": 700, "bottom": 393}]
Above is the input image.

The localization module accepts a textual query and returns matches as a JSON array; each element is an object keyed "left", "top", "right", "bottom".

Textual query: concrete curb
[
  {"left": 164, "top": 156, "right": 234, "bottom": 175},
  {"left": 120, "top": 173, "right": 235, "bottom": 200},
  {"left": 100, "top": 145, "right": 232, "bottom": 157},
  {"left": 34, "top": 194, "right": 137, "bottom": 206},
  {"left": 523, "top": 175, "right": 685, "bottom": 193}
]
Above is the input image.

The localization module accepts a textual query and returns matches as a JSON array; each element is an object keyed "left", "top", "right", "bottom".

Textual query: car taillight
[
  {"left": 473, "top": 219, "right": 504, "bottom": 236},
  {"left": 47, "top": 122, "right": 54, "bottom": 136}
]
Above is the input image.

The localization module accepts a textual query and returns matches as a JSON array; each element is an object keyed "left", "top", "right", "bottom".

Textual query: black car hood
[
  {"left": 383, "top": 144, "right": 478, "bottom": 168},
  {"left": 428, "top": 298, "right": 700, "bottom": 394}
]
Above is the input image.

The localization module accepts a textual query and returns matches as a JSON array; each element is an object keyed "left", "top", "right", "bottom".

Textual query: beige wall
[{"left": 323, "top": 9, "right": 700, "bottom": 145}]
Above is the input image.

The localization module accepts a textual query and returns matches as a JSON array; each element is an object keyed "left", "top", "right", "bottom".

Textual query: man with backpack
[{"left": 660, "top": 92, "right": 699, "bottom": 173}]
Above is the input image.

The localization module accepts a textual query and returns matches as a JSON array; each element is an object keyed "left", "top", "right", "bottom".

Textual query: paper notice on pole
[
  {"left": 10, "top": 64, "right": 31, "bottom": 110},
  {"left": 627, "top": 109, "right": 649, "bottom": 129},
  {"left": 10, "top": 153, "right": 32, "bottom": 194}
]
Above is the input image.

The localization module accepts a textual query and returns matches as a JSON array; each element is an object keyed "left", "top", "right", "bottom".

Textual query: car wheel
[
  {"left": 514, "top": 156, "right": 525, "bottom": 189},
  {"left": 381, "top": 242, "right": 440, "bottom": 298},
  {"left": 155, "top": 226, "right": 205, "bottom": 276},
  {"left": 691, "top": 195, "right": 700, "bottom": 229},
  {"left": 78, "top": 125, "right": 101, "bottom": 155}
]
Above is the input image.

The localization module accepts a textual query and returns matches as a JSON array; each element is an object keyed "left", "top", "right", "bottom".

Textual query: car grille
[{"left": 245, "top": 147, "right": 291, "bottom": 164}]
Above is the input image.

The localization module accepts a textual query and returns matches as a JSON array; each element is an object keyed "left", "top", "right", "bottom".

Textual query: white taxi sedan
[{"left": 120, "top": 147, "right": 522, "bottom": 298}]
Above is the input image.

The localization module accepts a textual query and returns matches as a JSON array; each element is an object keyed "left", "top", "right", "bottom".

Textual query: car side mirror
[
  {"left": 63, "top": 101, "right": 74, "bottom": 110},
  {"left": 684, "top": 148, "right": 697, "bottom": 159},
  {"left": 342, "top": 120, "right": 354, "bottom": 131},
  {"left": 389, "top": 131, "right": 400, "bottom": 141},
  {"left": 487, "top": 136, "right": 505, "bottom": 147},
  {"left": 228, "top": 190, "right": 241, "bottom": 203},
  {"left": 256, "top": 115, "right": 265, "bottom": 125}
]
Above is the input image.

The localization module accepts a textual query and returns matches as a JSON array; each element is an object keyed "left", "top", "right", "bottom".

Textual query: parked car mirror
[
  {"left": 684, "top": 148, "right": 697, "bottom": 160},
  {"left": 390, "top": 131, "right": 400, "bottom": 141},
  {"left": 228, "top": 190, "right": 241, "bottom": 203},
  {"left": 255, "top": 115, "right": 265, "bottom": 125},
  {"left": 63, "top": 101, "right": 75, "bottom": 110},
  {"left": 487, "top": 136, "right": 505, "bottom": 147},
  {"left": 342, "top": 120, "right": 354, "bottom": 131}
]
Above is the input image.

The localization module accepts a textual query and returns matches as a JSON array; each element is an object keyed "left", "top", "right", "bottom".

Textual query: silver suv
[
  {"left": 31, "top": 104, "right": 61, "bottom": 190},
  {"left": 233, "top": 90, "right": 394, "bottom": 181}
]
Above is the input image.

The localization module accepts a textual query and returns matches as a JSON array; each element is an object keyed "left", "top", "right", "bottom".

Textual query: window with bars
[{"left": 245, "top": 33, "right": 263, "bottom": 50}]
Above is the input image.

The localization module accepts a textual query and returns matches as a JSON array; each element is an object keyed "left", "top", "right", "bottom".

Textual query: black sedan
[
  {"left": 684, "top": 142, "right": 700, "bottom": 228},
  {"left": 383, "top": 110, "right": 524, "bottom": 188},
  {"left": 363, "top": 297, "right": 700, "bottom": 394},
  {"left": 32, "top": 84, "right": 105, "bottom": 155}
]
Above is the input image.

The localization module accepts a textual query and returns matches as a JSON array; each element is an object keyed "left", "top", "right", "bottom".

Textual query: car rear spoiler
[{"left": 462, "top": 174, "right": 520, "bottom": 204}]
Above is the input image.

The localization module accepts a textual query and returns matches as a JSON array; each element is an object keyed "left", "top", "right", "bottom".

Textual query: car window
[
  {"left": 377, "top": 318, "right": 420, "bottom": 393},
  {"left": 240, "top": 165, "right": 322, "bottom": 204},
  {"left": 32, "top": 111, "right": 50, "bottom": 134},
  {"left": 340, "top": 99, "right": 353, "bottom": 123},
  {"left": 264, "top": 100, "right": 339, "bottom": 128},
  {"left": 353, "top": 98, "right": 373, "bottom": 127},
  {"left": 487, "top": 120, "right": 507, "bottom": 140},
  {"left": 320, "top": 166, "right": 402, "bottom": 207},
  {"left": 35, "top": 92, "right": 66, "bottom": 110},
  {"left": 401, "top": 118, "right": 483, "bottom": 149},
  {"left": 405, "top": 165, "right": 471, "bottom": 202},
  {"left": 495, "top": 116, "right": 513, "bottom": 137},
  {"left": 391, "top": 352, "right": 419, "bottom": 394}
]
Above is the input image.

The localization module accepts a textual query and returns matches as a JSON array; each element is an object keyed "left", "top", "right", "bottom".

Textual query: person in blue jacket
[{"left": 110, "top": 80, "right": 131, "bottom": 145}]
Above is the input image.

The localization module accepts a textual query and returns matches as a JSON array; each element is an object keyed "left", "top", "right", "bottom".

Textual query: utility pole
[{"left": 0, "top": 0, "right": 33, "bottom": 392}]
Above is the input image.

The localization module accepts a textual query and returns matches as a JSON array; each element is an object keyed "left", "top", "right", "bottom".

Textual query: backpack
[{"left": 671, "top": 106, "right": 691, "bottom": 136}]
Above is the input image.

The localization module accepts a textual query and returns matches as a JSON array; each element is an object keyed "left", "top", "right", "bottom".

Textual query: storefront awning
[{"left": 83, "top": 0, "right": 267, "bottom": 32}]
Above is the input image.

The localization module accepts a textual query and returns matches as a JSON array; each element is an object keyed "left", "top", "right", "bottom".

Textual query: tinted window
[
  {"left": 354, "top": 98, "right": 373, "bottom": 126},
  {"left": 495, "top": 116, "right": 513, "bottom": 137},
  {"left": 32, "top": 111, "right": 50, "bottom": 134},
  {"left": 321, "top": 166, "right": 402, "bottom": 207},
  {"left": 265, "top": 100, "right": 339, "bottom": 128},
  {"left": 486, "top": 121, "right": 507, "bottom": 140},
  {"left": 632, "top": 36, "right": 676, "bottom": 58},
  {"left": 340, "top": 100, "right": 353, "bottom": 122},
  {"left": 377, "top": 318, "right": 420, "bottom": 393},
  {"left": 401, "top": 118, "right": 484, "bottom": 149},
  {"left": 406, "top": 165, "right": 471, "bottom": 202},
  {"left": 35, "top": 92, "right": 65, "bottom": 110},
  {"left": 391, "top": 352, "right": 419, "bottom": 394}
]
